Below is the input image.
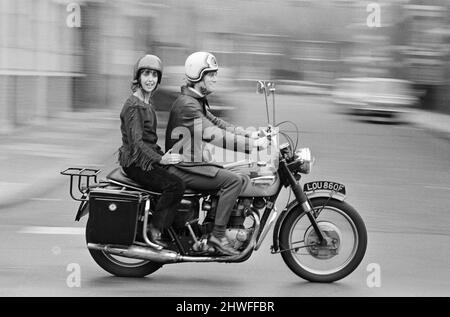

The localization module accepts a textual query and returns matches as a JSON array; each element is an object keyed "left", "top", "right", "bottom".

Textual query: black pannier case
[{"left": 87, "top": 189, "right": 146, "bottom": 245}]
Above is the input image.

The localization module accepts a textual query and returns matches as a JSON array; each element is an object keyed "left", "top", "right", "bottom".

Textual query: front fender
[
  {"left": 304, "top": 190, "right": 346, "bottom": 202},
  {"left": 271, "top": 190, "right": 346, "bottom": 252}
]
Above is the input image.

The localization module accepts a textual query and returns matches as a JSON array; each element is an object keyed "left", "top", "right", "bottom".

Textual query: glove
[
  {"left": 160, "top": 150, "right": 182, "bottom": 165},
  {"left": 250, "top": 131, "right": 260, "bottom": 139},
  {"left": 250, "top": 126, "right": 271, "bottom": 139}
]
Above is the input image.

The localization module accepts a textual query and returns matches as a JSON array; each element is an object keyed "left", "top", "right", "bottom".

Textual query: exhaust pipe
[
  {"left": 87, "top": 212, "right": 261, "bottom": 264},
  {"left": 88, "top": 243, "right": 180, "bottom": 263},
  {"left": 87, "top": 243, "right": 239, "bottom": 263}
]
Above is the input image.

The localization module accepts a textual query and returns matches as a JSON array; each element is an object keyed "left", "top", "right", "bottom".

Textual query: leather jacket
[
  {"left": 165, "top": 86, "right": 254, "bottom": 177},
  {"left": 118, "top": 95, "right": 164, "bottom": 171}
]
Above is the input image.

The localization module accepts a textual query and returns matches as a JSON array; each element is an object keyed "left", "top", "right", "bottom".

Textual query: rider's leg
[
  {"left": 209, "top": 169, "right": 242, "bottom": 238},
  {"left": 168, "top": 167, "right": 243, "bottom": 255}
]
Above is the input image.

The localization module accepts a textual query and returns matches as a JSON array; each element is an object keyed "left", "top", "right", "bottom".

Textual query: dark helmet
[{"left": 132, "top": 54, "right": 163, "bottom": 86}]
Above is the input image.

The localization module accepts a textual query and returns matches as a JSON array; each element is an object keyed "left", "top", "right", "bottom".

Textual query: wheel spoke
[{"left": 287, "top": 205, "right": 360, "bottom": 275}]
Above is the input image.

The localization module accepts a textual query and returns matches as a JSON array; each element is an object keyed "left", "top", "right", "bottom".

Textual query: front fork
[{"left": 280, "top": 160, "right": 326, "bottom": 243}]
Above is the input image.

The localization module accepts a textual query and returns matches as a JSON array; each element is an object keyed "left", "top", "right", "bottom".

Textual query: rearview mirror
[
  {"left": 256, "top": 80, "right": 277, "bottom": 126},
  {"left": 256, "top": 80, "right": 266, "bottom": 94},
  {"left": 266, "top": 81, "right": 275, "bottom": 92},
  {"left": 256, "top": 80, "right": 276, "bottom": 95}
]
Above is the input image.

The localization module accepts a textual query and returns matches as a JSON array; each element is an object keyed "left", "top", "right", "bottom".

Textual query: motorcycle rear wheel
[
  {"left": 279, "top": 197, "right": 367, "bottom": 283},
  {"left": 86, "top": 219, "right": 162, "bottom": 278}
]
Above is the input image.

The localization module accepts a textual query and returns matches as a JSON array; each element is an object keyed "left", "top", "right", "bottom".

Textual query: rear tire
[
  {"left": 279, "top": 198, "right": 367, "bottom": 283},
  {"left": 86, "top": 217, "right": 162, "bottom": 278}
]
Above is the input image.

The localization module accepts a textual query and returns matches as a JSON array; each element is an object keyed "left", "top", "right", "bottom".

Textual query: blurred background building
[{"left": 1, "top": 0, "right": 450, "bottom": 134}]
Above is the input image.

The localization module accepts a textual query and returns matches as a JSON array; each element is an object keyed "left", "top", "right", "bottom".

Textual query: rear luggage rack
[{"left": 60, "top": 167, "right": 101, "bottom": 201}]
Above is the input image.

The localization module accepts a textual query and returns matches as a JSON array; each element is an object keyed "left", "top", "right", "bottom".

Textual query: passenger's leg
[
  {"left": 150, "top": 167, "right": 186, "bottom": 229},
  {"left": 123, "top": 165, "right": 185, "bottom": 246}
]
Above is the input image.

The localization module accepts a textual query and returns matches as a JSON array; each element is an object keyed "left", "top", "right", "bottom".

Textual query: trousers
[
  {"left": 168, "top": 166, "right": 243, "bottom": 228},
  {"left": 123, "top": 164, "right": 185, "bottom": 230}
]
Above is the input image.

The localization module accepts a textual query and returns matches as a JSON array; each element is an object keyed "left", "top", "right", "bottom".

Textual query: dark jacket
[
  {"left": 165, "top": 86, "right": 254, "bottom": 177},
  {"left": 118, "top": 95, "right": 164, "bottom": 171}
]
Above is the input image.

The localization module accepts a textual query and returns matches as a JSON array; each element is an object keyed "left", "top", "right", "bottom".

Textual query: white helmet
[{"left": 185, "top": 52, "right": 218, "bottom": 83}]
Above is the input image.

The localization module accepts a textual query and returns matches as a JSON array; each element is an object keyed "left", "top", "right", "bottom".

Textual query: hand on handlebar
[
  {"left": 159, "top": 149, "right": 182, "bottom": 165},
  {"left": 250, "top": 125, "right": 275, "bottom": 139},
  {"left": 250, "top": 130, "right": 260, "bottom": 139},
  {"left": 262, "top": 125, "right": 274, "bottom": 137}
]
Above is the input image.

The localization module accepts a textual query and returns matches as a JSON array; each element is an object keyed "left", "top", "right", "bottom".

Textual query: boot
[
  {"left": 208, "top": 234, "right": 240, "bottom": 256},
  {"left": 148, "top": 224, "right": 168, "bottom": 248}
]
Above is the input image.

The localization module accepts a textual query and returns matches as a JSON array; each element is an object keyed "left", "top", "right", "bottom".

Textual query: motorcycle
[{"left": 61, "top": 81, "right": 367, "bottom": 283}]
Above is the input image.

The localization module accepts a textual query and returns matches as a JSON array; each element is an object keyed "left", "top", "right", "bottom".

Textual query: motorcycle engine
[
  {"left": 170, "top": 197, "right": 259, "bottom": 253},
  {"left": 200, "top": 197, "right": 255, "bottom": 249},
  {"left": 226, "top": 198, "right": 255, "bottom": 249},
  {"left": 225, "top": 227, "right": 252, "bottom": 249},
  {"left": 172, "top": 197, "right": 199, "bottom": 229}
]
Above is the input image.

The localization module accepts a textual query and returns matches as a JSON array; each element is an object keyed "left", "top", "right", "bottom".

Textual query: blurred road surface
[{"left": 0, "top": 93, "right": 449, "bottom": 297}]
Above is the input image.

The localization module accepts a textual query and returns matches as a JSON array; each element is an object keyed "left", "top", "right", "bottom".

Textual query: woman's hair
[
  {"left": 131, "top": 81, "right": 139, "bottom": 93},
  {"left": 131, "top": 68, "right": 143, "bottom": 92}
]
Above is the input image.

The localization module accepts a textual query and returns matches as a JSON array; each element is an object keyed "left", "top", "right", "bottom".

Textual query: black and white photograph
[{"left": 0, "top": 0, "right": 449, "bottom": 303}]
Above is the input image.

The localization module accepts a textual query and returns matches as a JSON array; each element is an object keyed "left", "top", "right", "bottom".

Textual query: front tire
[{"left": 279, "top": 198, "right": 367, "bottom": 283}]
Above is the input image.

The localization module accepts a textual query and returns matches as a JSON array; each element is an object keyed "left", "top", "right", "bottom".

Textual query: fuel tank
[{"left": 228, "top": 163, "right": 280, "bottom": 197}]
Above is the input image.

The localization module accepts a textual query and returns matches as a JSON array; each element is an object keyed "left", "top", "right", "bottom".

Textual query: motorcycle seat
[{"left": 105, "top": 167, "right": 199, "bottom": 196}]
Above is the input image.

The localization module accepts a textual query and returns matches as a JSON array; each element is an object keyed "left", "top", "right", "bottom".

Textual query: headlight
[{"left": 295, "top": 147, "right": 313, "bottom": 174}]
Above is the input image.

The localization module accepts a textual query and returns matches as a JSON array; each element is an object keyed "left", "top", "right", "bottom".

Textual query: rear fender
[{"left": 75, "top": 200, "right": 89, "bottom": 221}]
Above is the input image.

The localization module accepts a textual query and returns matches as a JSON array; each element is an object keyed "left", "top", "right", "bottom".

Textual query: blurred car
[{"left": 332, "top": 77, "right": 418, "bottom": 123}]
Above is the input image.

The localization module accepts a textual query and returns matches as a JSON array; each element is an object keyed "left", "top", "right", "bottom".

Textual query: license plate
[{"left": 303, "top": 181, "right": 346, "bottom": 195}]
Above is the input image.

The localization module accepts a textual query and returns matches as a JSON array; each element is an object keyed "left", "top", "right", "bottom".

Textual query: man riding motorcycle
[{"left": 165, "top": 51, "right": 269, "bottom": 256}]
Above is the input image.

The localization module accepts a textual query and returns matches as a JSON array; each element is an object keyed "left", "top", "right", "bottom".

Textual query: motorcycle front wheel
[
  {"left": 86, "top": 218, "right": 162, "bottom": 278},
  {"left": 279, "top": 197, "right": 367, "bottom": 283}
]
